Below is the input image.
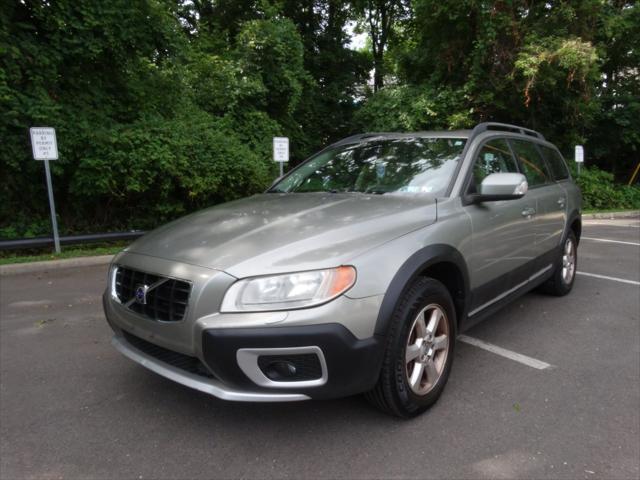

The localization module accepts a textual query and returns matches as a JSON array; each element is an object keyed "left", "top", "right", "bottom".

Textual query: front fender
[{"left": 373, "top": 244, "right": 470, "bottom": 337}]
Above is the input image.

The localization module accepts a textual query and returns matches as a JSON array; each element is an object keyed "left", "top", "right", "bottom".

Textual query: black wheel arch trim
[
  {"left": 374, "top": 244, "right": 470, "bottom": 337},
  {"left": 566, "top": 210, "right": 582, "bottom": 243}
]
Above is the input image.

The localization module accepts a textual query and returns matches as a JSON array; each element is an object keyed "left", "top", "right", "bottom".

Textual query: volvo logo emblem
[{"left": 135, "top": 285, "right": 149, "bottom": 305}]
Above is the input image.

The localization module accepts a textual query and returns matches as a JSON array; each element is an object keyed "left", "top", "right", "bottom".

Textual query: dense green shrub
[
  {"left": 0, "top": 2, "right": 305, "bottom": 239},
  {"left": 69, "top": 111, "right": 278, "bottom": 230},
  {"left": 575, "top": 166, "right": 640, "bottom": 210}
]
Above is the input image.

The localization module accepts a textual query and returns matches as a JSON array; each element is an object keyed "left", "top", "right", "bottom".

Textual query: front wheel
[
  {"left": 539, "top": 230, "right": 578, "bottom": 296},
  {"left": 365, "top": 277, "right": 456, "bottom": 418}
]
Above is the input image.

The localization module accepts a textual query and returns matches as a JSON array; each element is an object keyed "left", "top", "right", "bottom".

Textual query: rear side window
[
  {"left": 509, "top": 139, "right": 551, "bottom": 187},
  {"left": 539, "top": 145, "right": 570, "bottom": 180},
  {"left": 472, "top": 138, "right": 519, "bottom": 187}
]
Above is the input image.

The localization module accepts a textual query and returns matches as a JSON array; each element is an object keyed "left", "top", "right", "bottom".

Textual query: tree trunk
[{"left": 373, "top": 52, "right": 384, "bottom": 91}]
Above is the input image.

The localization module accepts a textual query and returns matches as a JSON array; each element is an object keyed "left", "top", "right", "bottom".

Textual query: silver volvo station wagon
[{"left": 103, "top": 122, "right": 581, "bottom": 417}]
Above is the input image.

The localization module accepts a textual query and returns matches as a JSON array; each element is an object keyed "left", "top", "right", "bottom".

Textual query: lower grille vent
[{"left": 122, "top": 331, "right": 214, "bottom": 379}]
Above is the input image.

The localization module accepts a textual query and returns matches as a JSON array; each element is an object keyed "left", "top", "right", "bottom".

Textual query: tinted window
[
  {"left": 272, "top": 137, "right": 467, "bottom": 196},
  {"left": 509, "top": 139, "right": 551, "bottom": 186},
  {"left": 472, "top": 139, "right": 519, "bottom": 187},
  {"left": 540, "top": 145, "right": 569, "bottom": 180}
]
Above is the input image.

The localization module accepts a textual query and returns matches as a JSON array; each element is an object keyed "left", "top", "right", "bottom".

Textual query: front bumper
[
  {"left": 107, "top": 318, "right": 383, "bottom": 401},
  {"left": 200, "top": 324, "right": 382, "bottom": 400},
  {"left": 103, "top": 257, "right": 385, "bottom": 401},
  {"left": 111, "top": 334, "right": 310, "bottom": 402}
]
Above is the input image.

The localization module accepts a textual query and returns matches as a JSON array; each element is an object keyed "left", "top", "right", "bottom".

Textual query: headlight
[{"left": 220, "top": 266, "right": 356, "bottom": 312}]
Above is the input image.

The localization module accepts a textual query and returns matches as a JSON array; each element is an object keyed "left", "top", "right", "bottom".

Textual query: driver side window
[{"left": 470, "top": 138, "right": 519, "bottom": 192}]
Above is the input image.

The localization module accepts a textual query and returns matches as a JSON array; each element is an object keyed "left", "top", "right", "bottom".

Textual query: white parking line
[
  {"left": 577, "top": 271, "right": 640, "bottom": 286},
  {"left": 458, "top": 335, "right": 554, "bottom": 370},
  {"left": 582, "top": 236, "right": 640, "bottom": 246}
]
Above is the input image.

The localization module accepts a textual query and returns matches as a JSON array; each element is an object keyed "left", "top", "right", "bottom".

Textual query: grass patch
[{"left": 0, "top": 243, "right": 126, "bottom": 265}]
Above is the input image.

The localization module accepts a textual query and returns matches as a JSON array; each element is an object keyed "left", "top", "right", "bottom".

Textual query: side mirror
[{"left": 465, "top": 173, "right": 528, "bottom": 204}]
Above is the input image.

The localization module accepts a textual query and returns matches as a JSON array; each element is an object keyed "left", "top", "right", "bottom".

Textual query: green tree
[
  {"left": 1, "top": 0, "right": 188, "bottom": 234},
  {"left": 354, "top": 0, "right": 408, "bottom": 91},
  {"left": 283, "top": 0, "right": 371, "bottom": 159},
  {"left": 590, "top": 1, "right": 640, "bottom": 178},
  {"left": 2, "top": 0, "right": 637, "bottom": 239},
  {"left": 0, "top": 0, "right": 308, "bottom": 237},
  {"left": 358, "top": 0, "right": 638, "bottom": 177}
]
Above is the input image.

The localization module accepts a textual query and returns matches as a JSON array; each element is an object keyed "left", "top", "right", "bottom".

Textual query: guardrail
[{"left": 0, "top": 231, "right": 145, "bottom": 250}]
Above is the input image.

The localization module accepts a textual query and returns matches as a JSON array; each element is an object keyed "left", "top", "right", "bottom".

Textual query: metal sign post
[
  {"left": 575, "top": 145, "right": 584, "bottom": 176},
  {"left": 30, "top": 127, "right": 61, "bottom": 253},
  {"left": 273, "top": 137, "right": 289, "bottom": 177}
]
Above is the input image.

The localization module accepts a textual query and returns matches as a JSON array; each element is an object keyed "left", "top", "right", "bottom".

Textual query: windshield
[{"left": 271, "top": 137, "right": 466, "bottom": 196}]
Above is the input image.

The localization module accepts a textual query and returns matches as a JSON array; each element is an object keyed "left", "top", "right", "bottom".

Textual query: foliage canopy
[{"left": 1, "top": 0, "right": 638, "bottom": 238}]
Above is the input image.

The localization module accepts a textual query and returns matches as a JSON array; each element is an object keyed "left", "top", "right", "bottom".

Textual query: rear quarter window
[{"left": 540, "top": 145, "right": 570, "bottom": 180}]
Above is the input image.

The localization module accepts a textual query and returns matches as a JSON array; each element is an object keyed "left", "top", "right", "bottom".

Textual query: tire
[
  {"left": 365, "top": 277, "right": 456, "bottom": 418},
  {"left": 538, "top": 230, "right": 578, "bottom": 296}
]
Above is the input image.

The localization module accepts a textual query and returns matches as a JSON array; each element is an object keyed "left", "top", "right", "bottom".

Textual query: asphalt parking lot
[{"left": 1, "top": 218, "right": 638, "bottom": 479}]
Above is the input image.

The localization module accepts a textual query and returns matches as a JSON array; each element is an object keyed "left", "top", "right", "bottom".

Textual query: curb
[
  {"left": 0, "top": 255, "right": 114, "bottom": 277},
  {"left": 584, "top": 210, "right": 640, "bottom": 220}
]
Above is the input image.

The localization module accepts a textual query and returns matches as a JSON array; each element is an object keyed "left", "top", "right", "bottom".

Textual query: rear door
[
  {"left": 539, "top": 144, "right": 571, "bottom": 215},
  {"left": 509, "top": 139, "right": 566, "bottom": 270},
  {"left": 464, "top": 137, "right": 537, "bottom": 314}
]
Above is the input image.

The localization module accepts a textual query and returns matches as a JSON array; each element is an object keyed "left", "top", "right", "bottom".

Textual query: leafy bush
[
  {"left": 575, "top": 166, "right": 640, "bottom": 210},
  {"left": 69, "top": 111, "right": 278, "bottom": 230},
  {"left": 354, "top": 85, "right": 473, "bottom": 132},
  {"left": 0, "top": 4, "right": 305, "bottom": 239}
]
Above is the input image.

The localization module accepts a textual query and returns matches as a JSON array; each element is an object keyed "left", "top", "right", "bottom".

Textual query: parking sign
[
  {"left": 29, "top": 127, "right": 61, "bottom": 253},
  {"left": 273, "top": 137, "right": 289, "bottom": 177},
  {"left": 30, "top": 127, "right": 58, "bottom": 160},
  {"left": 273, "top": 137, "right": 289, "bottom": 163}
]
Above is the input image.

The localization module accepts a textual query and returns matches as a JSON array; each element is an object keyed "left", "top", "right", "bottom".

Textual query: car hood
[{"left": 126, "top": 193, "right": 437, "bottom": 278}]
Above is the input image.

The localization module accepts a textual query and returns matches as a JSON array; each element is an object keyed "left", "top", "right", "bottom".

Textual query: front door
[{"left": 464, "top": 138, "right": 537, "bottom": 315}]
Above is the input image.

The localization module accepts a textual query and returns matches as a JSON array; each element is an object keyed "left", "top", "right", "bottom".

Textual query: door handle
[
  {"left": 521, "top": 207, "right": 536, "bottom": 217},
  {"left": 557, "top": 197, "right": 566, "bottom": 208}
]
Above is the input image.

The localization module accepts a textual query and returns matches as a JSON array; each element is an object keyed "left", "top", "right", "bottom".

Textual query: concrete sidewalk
[{"left": 584, "top": 210, "right": 639, "bottom": 219}]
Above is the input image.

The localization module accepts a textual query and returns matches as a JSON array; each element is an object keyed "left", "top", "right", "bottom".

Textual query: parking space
[
  {"left": 580, "top": 219, "right": 640, "bottom": 246},
  {"left": 578, "top": 244, "right": 639, "bottom": 283},
  {"left": 578, "top": 219, "right": 640, "bottom": 283},
  {"left": 1, "top": 219, "right": 638, "bottom": 479}
]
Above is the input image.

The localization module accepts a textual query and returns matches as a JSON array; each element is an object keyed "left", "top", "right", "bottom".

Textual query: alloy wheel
[
  {"left": 561, "top": 237, "right": 576, "bottom": 284},
  {"left": 405, "top": 304, "right": 450, "bottom": 396}
]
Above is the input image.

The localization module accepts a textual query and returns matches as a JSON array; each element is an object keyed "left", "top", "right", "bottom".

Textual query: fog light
[
  {"left": 264, "top": 361, "right": 297, "bottom": 381},
  {"left": 257, "top": 353, "right": 323, "bottom": 382}
]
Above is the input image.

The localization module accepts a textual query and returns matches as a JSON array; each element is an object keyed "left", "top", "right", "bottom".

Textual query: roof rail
[
  {"left": 470, "top": 122, "right": 545, "bottom": 141},
  {"left": 330, "top": 132, "right": 394, "bottom": 148}
]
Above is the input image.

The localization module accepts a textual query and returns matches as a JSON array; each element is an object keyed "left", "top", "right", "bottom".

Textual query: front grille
[
  {"left": 114, "top": 266, "right": 191, "bottom": 322},
  {"left": 122, "top": 331, "right": 214, "bottom": 379}
]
